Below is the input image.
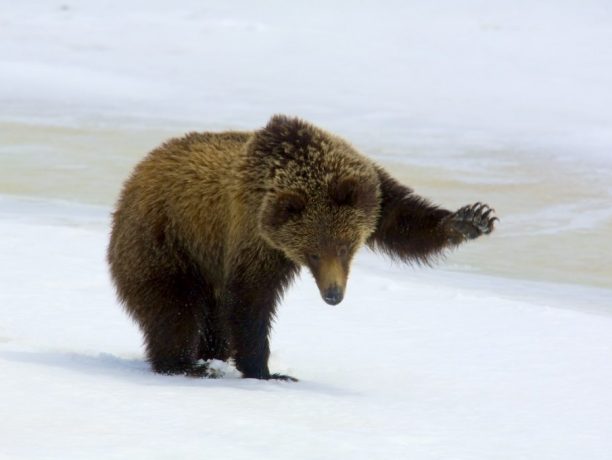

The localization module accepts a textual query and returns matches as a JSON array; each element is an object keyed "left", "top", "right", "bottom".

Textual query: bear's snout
[
  {"left": 322, "top": 285, "right": 344, "bottom": 305},
  {"left": 310, "top": 255, "right": 348, "bottom": 306}
]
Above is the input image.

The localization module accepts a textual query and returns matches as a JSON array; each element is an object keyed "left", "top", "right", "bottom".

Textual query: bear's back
[
  {"left": 111, "top": 130, "right": 254, "bottom": 279},
  {"left": 124, "top": 130, "right": 252, "bottom": 210}
]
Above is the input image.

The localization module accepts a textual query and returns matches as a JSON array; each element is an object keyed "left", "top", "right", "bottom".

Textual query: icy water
[{"left": 1, "top": 121, "right": 611, "bottom": 289}]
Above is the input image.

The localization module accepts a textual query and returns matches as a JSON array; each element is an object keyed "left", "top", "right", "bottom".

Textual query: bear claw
[
  {"left": 269, "top": 373, "right": 299, "bottom": 382},
  {"left": 444, "top": 202, "right": 498, "bottom": 241}
]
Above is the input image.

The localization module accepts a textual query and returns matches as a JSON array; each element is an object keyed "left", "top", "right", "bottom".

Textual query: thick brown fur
[{"left": 108, "top": 115, "right": 496, "bottom": 380}]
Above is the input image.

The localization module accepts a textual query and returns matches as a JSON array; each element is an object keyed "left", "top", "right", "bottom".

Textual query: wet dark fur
[{"left": 107, "top": 115, "right": 496, "bottom": 380}]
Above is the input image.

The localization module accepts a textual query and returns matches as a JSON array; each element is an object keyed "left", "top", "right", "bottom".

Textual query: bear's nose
[{"left": 322, "top": 286, "right": 344, "bottom": 305}]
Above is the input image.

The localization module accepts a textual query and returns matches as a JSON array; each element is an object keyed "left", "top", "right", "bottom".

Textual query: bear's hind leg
[
  {"left": 137, "top": 273, "right": 216, "bottom": 377},
  {"left": 197, "top": 307, "right": 231, "bottom": 362},
  {"left": 144, "top": 311, "right": 200, "bottom": 376}
]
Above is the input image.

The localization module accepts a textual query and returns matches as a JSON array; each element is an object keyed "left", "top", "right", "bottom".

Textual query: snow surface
[
  {"left": 1, "top": 197, "right": 611, "bottom": 460},
  {"left": 2, "top": 0, "right": 612, "bottom": 165}
]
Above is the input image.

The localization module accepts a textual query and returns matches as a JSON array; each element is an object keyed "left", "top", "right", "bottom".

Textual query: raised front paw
[{"left": 444, "top": 202, "right": 498, "bottom": 242}]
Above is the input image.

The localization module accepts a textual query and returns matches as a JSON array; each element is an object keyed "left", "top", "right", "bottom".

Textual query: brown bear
[{"left": 107, "top": 115, "right": 496, "bottom": 381}]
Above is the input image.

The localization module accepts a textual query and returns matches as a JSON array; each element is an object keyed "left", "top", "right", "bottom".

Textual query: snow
[
  {"left": 2, "top": 1, "right": 612, "bottom": 458},
  {"left": 1, "top": 197, "right": 611, "bottom": 460},
  {"left": 2, "top": 0, "right": 612, "bottom": 165}
]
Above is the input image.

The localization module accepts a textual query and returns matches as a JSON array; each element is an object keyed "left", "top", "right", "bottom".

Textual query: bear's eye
[
  {"left": 338, "top": 246, "right": 348, "bottom": 258},
  {"left": 308, "top": 254, "right": 320, "bottom": 264}
]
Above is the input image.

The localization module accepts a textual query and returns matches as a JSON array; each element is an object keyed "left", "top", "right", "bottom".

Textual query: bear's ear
[
  {"left": 330, "top": 177, "right": 358, "bottom": 207},
  {"left": 262, "top": 192, "right": 306, "bottom": 228},
  {"left": 258, "top": 115, "right": 313, "bottom": 155},
  {"left": 330, "top": 177, "right": 379, "bottom": 211},
  {"left": 264, "top": 114, "right": 305, "bottom": 138}
]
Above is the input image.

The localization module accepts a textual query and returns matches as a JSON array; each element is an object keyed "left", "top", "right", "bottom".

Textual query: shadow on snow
[{"left": 0, "top": 348, "right": 355, "bottom": 396}]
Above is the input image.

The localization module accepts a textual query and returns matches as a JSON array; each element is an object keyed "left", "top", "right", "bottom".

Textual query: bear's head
[{"left": 252, "top": 115, "right": 381, "bottom": 305}]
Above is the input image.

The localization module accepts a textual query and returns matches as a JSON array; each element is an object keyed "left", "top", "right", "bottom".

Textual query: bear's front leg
[
  {"left": 367, "top": 166, "right": 497, "bottom": 264},
  {"left": 229, "top": 306, "right": 273, "bottom": 380},
  {"left": 228, "top": 300, "right": 298, "bottom": 382},
  {"left": 224, "top": 252, "right": 299, "bottom": 381}
]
